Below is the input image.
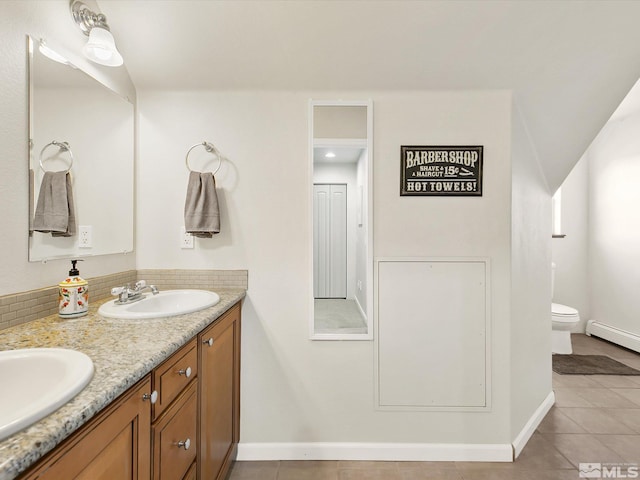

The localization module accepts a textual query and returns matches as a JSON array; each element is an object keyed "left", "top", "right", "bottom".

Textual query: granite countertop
[{"left": 0, "top": 288, "right": 245, "bottom": 480}]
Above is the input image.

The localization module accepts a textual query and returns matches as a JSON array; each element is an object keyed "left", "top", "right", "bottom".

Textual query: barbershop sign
[{"left": 400, "top": 145, "right": 483, "bottom": 197}]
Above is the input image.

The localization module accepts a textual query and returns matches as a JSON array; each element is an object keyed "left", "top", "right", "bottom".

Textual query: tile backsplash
[
  {"left": 0, "top": 269, "right": 247, "bottom": 331},
  {"left": 137, "top": 269, "right": 248, "bottom": 291}
]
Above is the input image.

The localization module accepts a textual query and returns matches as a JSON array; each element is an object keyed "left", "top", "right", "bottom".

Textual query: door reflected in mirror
[{"left": 310, "top": 101, "right": 373, "bottom": 339}]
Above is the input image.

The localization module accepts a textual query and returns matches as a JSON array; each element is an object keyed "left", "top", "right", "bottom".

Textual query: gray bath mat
[{"left": 553, "top": 354, "right": 640, "bottom": 375}]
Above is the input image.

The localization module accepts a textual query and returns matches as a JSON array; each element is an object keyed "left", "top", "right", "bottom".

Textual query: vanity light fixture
[
  {"left": 325, "top": 152, "right": 336, "bottom": 158},
  {"left": 70, "top": 0, "right": 123, "bottom": 67}
]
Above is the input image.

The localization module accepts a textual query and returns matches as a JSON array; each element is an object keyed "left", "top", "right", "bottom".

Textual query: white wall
[
  {"left": 355, "top": 150, "right": 367, "bottom": 315},
  {"left": 510, "top": 104, "right": 553, "bottom": 439},
  {"left": 313, "top": 106, "right": 367, "bottom": 139},
  {"left": 588, "top": 112, "right": 640, "bottom": 338},
  {"left": 552, "top": 109, "right": 640, "bottom": 341},
  {"left": 552, "top": 156, "right": 590, "bottom": 330},
  {"left": 0, "top": 0, "right": 136, "bottom": 296},
  {"left": 137, "top": 89, "right": 529, "bottom": 447}
]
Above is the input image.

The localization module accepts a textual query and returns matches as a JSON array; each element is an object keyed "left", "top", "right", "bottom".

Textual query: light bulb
[{"left": 83, "top": 27, "right": 123, "bottom": 67}]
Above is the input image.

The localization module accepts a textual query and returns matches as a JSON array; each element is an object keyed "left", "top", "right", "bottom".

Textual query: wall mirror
[
  {"left": 310, "top": 100, "right": 373, "bottom": 340},
  {"left": 27, "top": 35, "right": 134, "bottom": 262}
]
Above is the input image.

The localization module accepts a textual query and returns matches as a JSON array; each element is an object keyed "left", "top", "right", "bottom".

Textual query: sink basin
[
  {"left": 0, "top": 348, "right": 94, "bottom": 441},
  {"left": 98, "top": 289, "right": 220, "bottom": 319}
]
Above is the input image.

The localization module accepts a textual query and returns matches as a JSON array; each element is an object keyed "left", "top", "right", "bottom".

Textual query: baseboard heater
[{"left": 586, "top": 320, "right": 640, "bottom": 354}]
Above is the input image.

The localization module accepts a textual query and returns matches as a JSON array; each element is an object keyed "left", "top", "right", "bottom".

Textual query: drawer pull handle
[
  {"left": 203, "top": 337, "right": 214, "bottom": 347},
  {"left": 177, "top": 438, "right": 191, "bottom": 450},
  {"left": 142, "top": 390, "right": 158, "bottom": 404},
  {"left": 178, "top": 366, "right": 192, "bottom": 378}
]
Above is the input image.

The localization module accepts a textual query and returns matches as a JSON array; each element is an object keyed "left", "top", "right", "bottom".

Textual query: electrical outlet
[
  {"left": 181, "top": 226, "right": 194, "bottom": 249},
  {"left": 79, "top": 225, "right": 92, "bottom": 248}
]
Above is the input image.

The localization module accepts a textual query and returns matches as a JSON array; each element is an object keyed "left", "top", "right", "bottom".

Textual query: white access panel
[{"left": 376, "top": 259, "right": 489, "bottom": 410}]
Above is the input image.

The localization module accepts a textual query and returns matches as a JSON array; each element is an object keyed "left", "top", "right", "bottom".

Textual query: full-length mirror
[
  {"left": 310, "top": 101, "right": 373, "bottom": 339},
  {"left": 27, "top": 35, "right": 134, "bottom": 262}
]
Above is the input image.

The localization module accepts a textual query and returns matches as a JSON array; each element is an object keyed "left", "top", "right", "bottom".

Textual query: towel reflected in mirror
[{"left": 32, "top": 171, "right": 76, "bottom": 237}]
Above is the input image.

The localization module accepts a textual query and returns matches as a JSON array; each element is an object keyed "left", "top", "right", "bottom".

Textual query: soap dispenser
[{"left": 58, "top": 259, "right": 89, "bottom": 318}]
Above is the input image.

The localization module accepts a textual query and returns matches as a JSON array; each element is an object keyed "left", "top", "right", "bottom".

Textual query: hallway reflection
[{"left": 314, "top": 299, "right": 366, "bottom": 334}]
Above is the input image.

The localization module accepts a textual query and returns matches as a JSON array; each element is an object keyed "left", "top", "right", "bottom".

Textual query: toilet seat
[{"left": 552, "top": 303, "right": 579, "bottom": 318}]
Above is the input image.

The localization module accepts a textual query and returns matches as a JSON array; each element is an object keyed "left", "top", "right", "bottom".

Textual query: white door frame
[{"left": 309, "top": 99, "right": 374, "bottom": 341}]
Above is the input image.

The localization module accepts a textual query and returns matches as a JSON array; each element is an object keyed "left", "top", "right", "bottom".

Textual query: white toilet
[{"left": 551, "top": 263, "right": 580, "bottom": 354}]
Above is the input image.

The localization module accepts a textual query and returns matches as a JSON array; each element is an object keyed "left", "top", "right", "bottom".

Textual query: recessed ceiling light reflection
[{"left": 325, "top": 152, "right": 336, "bottom": 158}]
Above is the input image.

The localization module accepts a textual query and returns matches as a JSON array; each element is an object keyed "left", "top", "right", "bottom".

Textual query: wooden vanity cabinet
[
  {"left": 20, "top": 376, "right": 153, "bottom": 480},
  {"left": 17, "top": 300, "right": 241, "bottom": 480},
  {"left": 198, "top": 303, "right": 241, "bottom": 480},
  {"left": 182, "top": 463, "right": 197, "bottom": 480}
]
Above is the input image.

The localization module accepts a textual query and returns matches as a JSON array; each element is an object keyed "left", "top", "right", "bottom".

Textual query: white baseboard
[
  {"left": 237, "top": 442, "right": 513, "bottom": 462},
  {"left": 586, "top": 320, "right": 640, "bottom": 354},
  {"left": 511, "top": 390, "right": 555, "bottom": 459}
]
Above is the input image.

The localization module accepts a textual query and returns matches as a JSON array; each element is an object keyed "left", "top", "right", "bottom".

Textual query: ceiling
[
  {"left": 314, "top": 146, "right": 364, "bottom": 165},
  {"left": 101, "top": 0, "right": 640, "bottom": 190},
  {"left": 609, "top": 77, "right": 640, "bottom": 123}
]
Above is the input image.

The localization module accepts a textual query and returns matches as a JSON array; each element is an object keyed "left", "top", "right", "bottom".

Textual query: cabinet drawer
[
  {"left": 153, "top": 338, "right": 197, "bottom": 420},
  {"left": 152, "top": 381, "right": 197, "bottom": 480}
]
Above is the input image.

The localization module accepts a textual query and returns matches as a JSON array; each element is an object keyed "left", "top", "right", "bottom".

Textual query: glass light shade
[{"left": 83, "top": 27, "right": 123, "bottom": 67}]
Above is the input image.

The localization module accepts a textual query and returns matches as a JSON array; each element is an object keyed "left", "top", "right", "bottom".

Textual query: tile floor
[
  {"left": 228, "top": 334, "right": 640, "bottom": 480},
  {"left": 314, "top": 299, "right": 367, "bottom": 334}
]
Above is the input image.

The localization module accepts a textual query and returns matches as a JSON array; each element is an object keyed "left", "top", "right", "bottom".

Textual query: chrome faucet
[{"left": 111, "top": 280, "right": 159, "bottom": 305}]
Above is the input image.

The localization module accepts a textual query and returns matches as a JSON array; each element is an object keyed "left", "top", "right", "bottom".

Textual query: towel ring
[
  {"left": 185, "top": 141, "right": 222, "bottom": 175},
  {"left": 39, "top": 141, "right": 74, "bottom": 173}
]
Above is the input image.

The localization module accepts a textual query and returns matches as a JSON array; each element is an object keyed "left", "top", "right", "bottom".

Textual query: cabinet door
[
  {"left": 21, "top": 377, "right": 152, "bottom": 480},
  {"left": 199, "top": 303, "right": 241, "bottom": 480}
]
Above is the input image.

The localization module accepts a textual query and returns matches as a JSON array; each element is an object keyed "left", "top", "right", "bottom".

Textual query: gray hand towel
[
  {"left": 184, "top": 171, "right": 220, "bottom": 238},
  {"left": 32, "top": 171, "right": 77, "bottom": 237}
]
